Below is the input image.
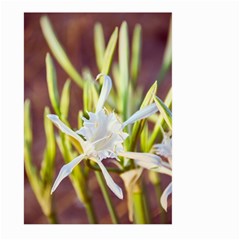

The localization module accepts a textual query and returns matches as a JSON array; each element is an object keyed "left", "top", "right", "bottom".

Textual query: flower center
[{"left": 77, "top": 109, "right": 128, "bottom": 156}]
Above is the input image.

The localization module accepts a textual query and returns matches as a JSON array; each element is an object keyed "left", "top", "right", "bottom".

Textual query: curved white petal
[
  {"left": 51, "top": 154, "right": 85, "bottom": 194},
  {"left": 97, "top": 160, "right": 123, "bottom": 199},
  {"left": 120, "top": 168, "right": 143, "bottom": 222},
  {"left": 96, "top": 74, "right": 112, "bottom": 112},
  {"left": 118, "top": 151, "right": 172, "bottom": 176},
  {"left": 122, "top": 103, "right": 158, "bottom": 128},
  {"left": 160, "top": 182, "right": 172, "bottom": 212},
  {"left": 47, "top": 114, "right": 85, "bottom": 147}
]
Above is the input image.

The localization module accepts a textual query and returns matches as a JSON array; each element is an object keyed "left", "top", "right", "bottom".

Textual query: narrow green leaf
[
  {"left": 40, "top": 16, "right": 83, "bottom": 88},
  {"left": 78, "top": 110, "right": 83, "bottom": 129},
  {"left": 24, "top": 99, "right": 32, "bottom": 144},
  {"left": 147, "top": 87, "right": 172, "bottom": 151},
  {"left": 40, "top": 107, "right": 56, "bottom": 183},
  {"left": 158, "top": 18, "right": 172, "bottom": 85},
  {"left": 82, "top": 68, "right": 98, "bottom": 112},
  {"left": 45, "top": 53, "right": 60, "bottom": 115},
  {"left": 128, "top": 81, "right": 158, "bottom": 150},
  {"left": 119, "top": 21, "right": 129, "bottom": 121},
  {"left": 94, "top": 23, "right": 105, "bottom": 71},
  {"left": 60, "top": 79, "right": 71, "bottom": 119},
  {"left": 140, "top": 123, "right": 149, "bottom": 152},
  {"left": 101, "top": 27, "right": 118, "bottom": 76},
  {"left": 154, "top": 96, "right": 172, "bottom": 130},
  {"left": 131, "top": 24, "right": 142, "bottom": 85}
]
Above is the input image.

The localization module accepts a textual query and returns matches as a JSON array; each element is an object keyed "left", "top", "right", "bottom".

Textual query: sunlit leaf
[
  {"left": 101, "top": 27, "right": 118, "bottom": 76},
  {"left": 60, "top": 79, "right": 71, "bottom": 119},
  {"left": 119, "top": 21, "right": 129, "bottom": 121},
  {"left": 45, "top": 53, "right": 60, "bottom": 115},
  {"left": 131, "top": 24, "right": 142, "bottom": 85},
  {"left": 154, "top": 96, "right": 172, "bottom": 130},
  {"left": 40, "top": 16, "right": 83, "bottom": 87},
  {"left": 94, "top": 22, "right": 105, "bottom": 71}
]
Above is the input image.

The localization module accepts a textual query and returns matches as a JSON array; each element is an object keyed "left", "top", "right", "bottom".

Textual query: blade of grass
[{"left": 40, "top": 16, "right": 83, "bottom": 88}]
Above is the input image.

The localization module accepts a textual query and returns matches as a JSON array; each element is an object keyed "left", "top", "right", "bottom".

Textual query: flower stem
[
  {"left": 95, "top": 171, "right": 119, "bottom": 224},
  {"left": 149, "top": 172, "right": 167, "bottom": 223},
  {"left": 132, "top": 182, "right": 149, "bottom": 224},
  {"left": 84, "top": 200, "right": 98, "bottom": 224},
  {"left": 47, "top": 211, "right": 58, "bottom": 224}
]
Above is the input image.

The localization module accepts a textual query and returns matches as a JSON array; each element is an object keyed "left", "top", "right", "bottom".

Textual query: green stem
[
  {"left": 47, "top": 211, "right": 58, "bottom": 224},
  {"left": 149, "top": 172, "right": 167, "bottom": 223},
  {"left": 133, "top": 182, "right": 149, "bottom": 224},
  {"left": 84, "top": 200, "right": 98, "bottom": 224},
  {"left": 95, "top": 171, "right": 119, "bottom": 224}
]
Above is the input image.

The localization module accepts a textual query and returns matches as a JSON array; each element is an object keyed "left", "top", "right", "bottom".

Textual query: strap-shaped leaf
[
  {"left": 40, "top": 107, "right": 56, "bottom": 183},
  {"left": 94, "top": 22, "right": 105, "bottom": 71},
  {"left": 154, "top": 96, "right": 172, "bottom": 130},
  {"left": 60, "top": 79, "right": 71, "bottom": 119},
  {"left": 46, "top": 53, "right": 60, "bottom": 115},
  {"left": 131, "top": 24, "right": 142, "bottom": 85},
  {"left": 128, "top": 81, "right": 157, "bottom": 150},
  {"left": 147, "top": 87, "right": 172, "bottom": 151},
  {"left": 158, "top": 18, "right": 172, "bottom": 85},
  {"left": 101, "top": 27, "right": 118, "bottom": 75},
  {"left": 119, "top": 21, "right": 129, "bottom": 121},
  {"left": 40, "top": 16, "right": 83, "bottom": 88}
]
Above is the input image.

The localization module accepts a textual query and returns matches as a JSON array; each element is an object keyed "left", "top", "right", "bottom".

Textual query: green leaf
[
  {"left": 60, "top": 79, "right": 71, "bottom": 119},
  {"left": 128, "top": 81, "right": 158, "bottom": 151},
  {"left": 147, "top": 87, "right": 172, "bottom": 151},
  {"left": 119, "top": 21, "right": 129, "bottom": 121},
  {"left": 24, "top": 99, "right": 32, "bottom": 144},
  {"left": 101, "top": 27, "right": 118, "bottom": 76},
  {"left": 40, "top": 16, "right": 83, "bottom": 88},
  {"left": 154, "top": 95, "right": 172, "bottom": 130},
  {"left": 140, "top": 123, "right": 149, "bottom": 152},
  {"left": 45, "top": 53, "right": 60, "bottom": 115},
  {"left": 94, "top": 23, "right": 105, "bottom": 71},
  {"left": 82, "top": 68, "right": 98, "bottom": 112},
  {"left": 40, "top": 107, "right": 56, "bottom": 183},
  {"left": 131, "top": 24, "right": 142, "bottom": 85},
  {"left": 158, "top": 18, "right": 172, "bottom": 85}
]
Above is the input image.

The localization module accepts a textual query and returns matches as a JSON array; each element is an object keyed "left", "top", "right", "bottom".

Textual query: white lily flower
[
  {"left": 120, "top": 133, "right": 172, "bottom": 220},
  {"left": 152, "top": 133, "right": 172, "bottom": 211},
  {"left": 48, "top": 74, "right": 158, "bottom": 199}
]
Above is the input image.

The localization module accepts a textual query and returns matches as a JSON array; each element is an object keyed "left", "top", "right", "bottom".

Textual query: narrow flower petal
[
  {"left": 118, "top": 151, "right": 172, "bottom": 176},
  {"left": 97, "top": 160, "right": 123, "bottom": 199},
  {"left": 122, "top": 103, "right": 158, "bottom": 128},
  {"left": 120, "top": 168, "right": 143, "bottom": 221},
  {"left": 51, "top": 154, "right": 85, "bottom": 194},
  {"left": 160, "top": 183, "right": 172, "bottom": 211},
  {"left": 48, "top": 114, "right": 85, "bottom": 147},
  {"left": 96, "top": 74, "right": 112, "bottom": 112}
]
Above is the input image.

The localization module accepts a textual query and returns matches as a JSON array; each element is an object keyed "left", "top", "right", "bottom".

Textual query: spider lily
[
  {"left": 48, "top": 74, "right": 159, "bottom": 199},
  {"left": 152, "top": 133, "right": 172, "bottom": 211},
  {"left": 120, "top": 133, "right": 172, "bottom": 221}
]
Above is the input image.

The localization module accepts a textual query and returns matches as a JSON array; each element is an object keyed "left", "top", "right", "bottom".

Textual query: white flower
[
  {"left": 119, "top": 133, "right": 172, "bottom": 221},
  {"left": 152, "top": 133, "right": 172, "bottom": 211},
  {"left": 48, "top": 74, "right": 158, "bottom": 199}
]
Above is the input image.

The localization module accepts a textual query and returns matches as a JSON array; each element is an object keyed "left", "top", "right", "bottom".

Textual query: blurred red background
[{"left": 24, "top": 13, "right": 172, "bottom": 224}]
